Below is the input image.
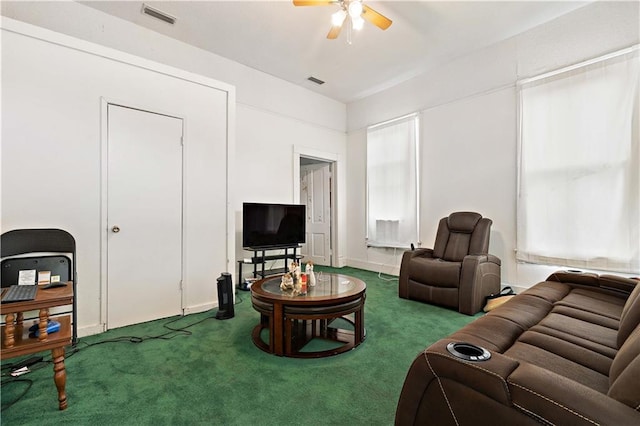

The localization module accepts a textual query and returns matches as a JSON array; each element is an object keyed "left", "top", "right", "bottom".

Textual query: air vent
[
  {"left": 141, "top": 4, "right": 176, "bottom": 25},
  {"left": 307, "top": 76, "right": 325, "bottom": 85}
]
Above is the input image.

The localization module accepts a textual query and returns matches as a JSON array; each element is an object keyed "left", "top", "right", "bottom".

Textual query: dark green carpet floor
[{"left": 1, "top": 267, "right": 478, "bottom": 425}]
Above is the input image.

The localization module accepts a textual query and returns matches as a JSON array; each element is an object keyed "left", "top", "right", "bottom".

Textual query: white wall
[
  {"left": 1, "top": 18, "right": 233, "bottom": 336},
  {"left": 0, "top": 1, "right": 347, "bottom": 267},
  {"left": 1, "top": 2, "right": 347, "bottom": 335},
  {"left": 346, "top": 1, "right": 640, "bottom": 289},
  {"left": 0, "top": 1, "right": 346, "bottom": 132},
  {"left": 234, "top": 104, "right": 347, "bottom": 270}
]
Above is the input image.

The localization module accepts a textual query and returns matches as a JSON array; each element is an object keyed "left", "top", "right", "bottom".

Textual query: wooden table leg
[
  {"left": 51, "top": 346, "right": 67, "bottom": 410},
  {"left": 355, "top": 307, "right": 363, "bottom": 343},
  {"left": 284, "top": 318, "right": 292, "bottom": 355},
  {"left": 273, "top": 303, "right": 284, "bottom": 356},
  {"left": 4, "top": 312, "right": 16, "bottom": 348},
  {"left": 38, "top": 308, "right": 50, "bottom": 341}
]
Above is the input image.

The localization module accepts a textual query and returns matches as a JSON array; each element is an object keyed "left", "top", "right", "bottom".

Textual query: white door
[
  {"left": 300, "top": 162, "right": 331, "bottom": 266},
  {"left": 107, "top": 104, "right": 183, "bottom": 329}
]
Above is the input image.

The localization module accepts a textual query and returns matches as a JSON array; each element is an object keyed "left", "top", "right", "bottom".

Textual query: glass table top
[{"left": 260, "top": 273, "right": 356, "bottom": 297}]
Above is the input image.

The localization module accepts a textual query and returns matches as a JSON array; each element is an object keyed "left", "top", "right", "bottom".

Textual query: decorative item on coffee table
[
  {"left": 280, "top": 273, "right": 294, "bottom": 291},
  {"left": 305, "top": 261, "right": 316, "bottom": 287}
]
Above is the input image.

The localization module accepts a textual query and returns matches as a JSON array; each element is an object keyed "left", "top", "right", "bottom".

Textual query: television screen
[{"left": 242, "top": 203, "right": 306, "bottom": 249}]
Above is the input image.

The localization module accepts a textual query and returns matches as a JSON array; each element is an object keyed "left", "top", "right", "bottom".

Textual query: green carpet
[{"left": 1, "top": 267, "right": 478, "bottom": 425}]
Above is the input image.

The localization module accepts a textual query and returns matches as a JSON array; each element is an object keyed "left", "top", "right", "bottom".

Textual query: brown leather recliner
[{"left": 399, "top": 212, "right": 501, "bottom": 315}]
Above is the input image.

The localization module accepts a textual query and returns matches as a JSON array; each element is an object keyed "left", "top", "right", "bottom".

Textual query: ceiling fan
[{"left": 293, "top": 0, "right": 392, "bottom": 41}]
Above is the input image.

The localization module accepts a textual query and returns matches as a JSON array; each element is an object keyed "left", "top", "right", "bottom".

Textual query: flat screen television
[{"left": 242, "top": 202, "right": 306, "bottom": 249}]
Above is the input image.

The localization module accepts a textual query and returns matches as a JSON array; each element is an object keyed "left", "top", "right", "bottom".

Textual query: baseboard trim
[
  {"left": 346, "top": 258, "right": 400, "bottom": 277},
  {"left": 78, "top": 323, "right": 106, "bottom": 338},
  {"left": 75, "top": 305, "right": 217, "bottom": 339},
  {"left": 183, "top": 302, "right": 216, "bottom": 315}
]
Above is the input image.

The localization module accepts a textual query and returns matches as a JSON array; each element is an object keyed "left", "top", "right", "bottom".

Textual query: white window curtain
[
  {"left": 517, "top": 47, "right": 640, "bottom": 273},
  {"left": 366, "top": 113, "right": 419, "bottom": 248}
]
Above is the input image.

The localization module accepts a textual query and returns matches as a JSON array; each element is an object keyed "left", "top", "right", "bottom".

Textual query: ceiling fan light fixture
[
  {"left": 348, "top": 0, "right": 363, "bottom": 18},
  {"left": 331, "top": 10, "right": 347, "bottom": 27},
  {"left": 352, "top": 16, "right": 364, "bottom": 31},
  {"left": 292, "top": 0, "right": 392, "bottom": 41}
]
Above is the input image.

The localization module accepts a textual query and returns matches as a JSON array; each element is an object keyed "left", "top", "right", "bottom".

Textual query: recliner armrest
[
  {"left": 465, "top": 253, "right": 501, "bottom": 265},
  {"left": 408, "top": 247, "right": 433, "bottom": 259},
  {"left": 399, "top": 248, "right": 434, "bottom": 299},
  {"left": 396, "top": 339, "right": 522, "bottom": 425},
  {"left": 425, "top": 339, "right": 518, "bottom": 404},
  {"left": 396, "top": 339, "right": 640, "bottom": 425},
  {"left": 459, "top": 254, "right": 501, "bottom": 314}
]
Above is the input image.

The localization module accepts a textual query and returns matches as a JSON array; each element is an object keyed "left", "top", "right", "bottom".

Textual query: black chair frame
[{"left": 1, "top": 228, "right": 78, "bottom": 344}]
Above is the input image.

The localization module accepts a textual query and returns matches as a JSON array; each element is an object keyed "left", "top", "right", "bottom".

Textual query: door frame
[
  {"left": 100, "top": 98, "right": 187, "bottom": 330},
  {"left": 293, "top": 146, "right": 339, "bottom": 267}
]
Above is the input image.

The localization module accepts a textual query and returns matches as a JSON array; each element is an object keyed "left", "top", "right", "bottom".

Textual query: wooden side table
[{"left": 1, "top": 284, "right": 73, "bottom": 410}]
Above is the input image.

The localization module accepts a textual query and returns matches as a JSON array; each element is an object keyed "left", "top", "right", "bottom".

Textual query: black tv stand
[{"left": 237, "top": 246, "right": 303, "bottom": 290}]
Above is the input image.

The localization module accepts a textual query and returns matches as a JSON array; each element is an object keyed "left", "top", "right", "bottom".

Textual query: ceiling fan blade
[
  {"left": 362, "top": 5, "right": 392, "bottom": 30},
  {"left": 327, "top": 24, "right": 342, "bottom": 39},
  {"left": 326, "top": 11, "right": 346, "bottom": 39},
  {"left": 293, "top": 0, "right": 335, "bottom": 6}
]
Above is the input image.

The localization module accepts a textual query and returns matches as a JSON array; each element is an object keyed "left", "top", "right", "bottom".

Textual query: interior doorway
[{"left": 300, "top": 158, "right": 332, "bottom": 266}]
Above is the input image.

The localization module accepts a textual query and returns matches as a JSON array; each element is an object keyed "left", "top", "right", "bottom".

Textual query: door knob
[{"left": 112, "top": 226, "right": 120, "bottom": 233}]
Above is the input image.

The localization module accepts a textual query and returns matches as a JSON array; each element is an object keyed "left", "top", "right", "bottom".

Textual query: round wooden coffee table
[{"left": 250, "top": 273, "right": 366, "bottom": 358}]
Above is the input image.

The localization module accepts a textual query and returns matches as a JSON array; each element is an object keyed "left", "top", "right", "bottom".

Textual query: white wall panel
[
  {"left": 1, "top": 19, "right": 233, "bottom": 335},
  {"left": 419, "top": 88, "right": 516, "bottom": 282},
  {"left": 235, "top": 104, "right": 346, "bottom": 268},
  {"left": 0, "top": 1, "right": 346, "bottom": 133}
]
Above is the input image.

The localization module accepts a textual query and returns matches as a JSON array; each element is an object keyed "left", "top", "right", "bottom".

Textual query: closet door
[{"left": 107, "top": 104, "right": 183, "bottom": 329}]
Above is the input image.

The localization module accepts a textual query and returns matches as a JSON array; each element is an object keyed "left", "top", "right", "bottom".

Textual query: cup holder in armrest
[{"left": 446, "top": 342, "right": 491, "bottom": 361}]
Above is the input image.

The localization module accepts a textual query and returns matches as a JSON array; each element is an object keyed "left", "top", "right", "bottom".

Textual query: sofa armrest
[
  {"left": 396, "top": 339, "right": 523, "bottom": 425},
  {"left": 599, "top": 274, "right": 639, "bottom": 295},
  {"left": 396, "top": 339, "right": 640, "bottom": 425},
  {"left": 547, "top": 270, "right": 601, "bottom": 287},
  {"left": 508, "top": 362, "right": 640, "bottom": 425},
  {"left": 459, "top": 254, "right": 501, "bottom": 314},
  {"left": 548, "top": 270, "right": 638, "bottom": 297},
  {"left": 399, "top": 248, "right": 434, "bottom": 299}
]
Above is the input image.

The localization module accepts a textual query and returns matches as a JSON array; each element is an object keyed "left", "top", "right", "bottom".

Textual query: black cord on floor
[
  {"left": 1, "top": 311, "right": 220, "bottom": 409},
  {"left": 1, "top": 378, "right": 33, "bottom": 412},
  {"left": 63, "top": 312, "right": 218, "bottom": 359}
]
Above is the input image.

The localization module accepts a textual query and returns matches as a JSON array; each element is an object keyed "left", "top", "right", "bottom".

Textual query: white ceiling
[{"left": 80, "top": 1, "right": 591, "bottom": 104}]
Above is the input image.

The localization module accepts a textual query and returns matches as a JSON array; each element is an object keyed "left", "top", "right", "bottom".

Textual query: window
[
  {"left": 366, "top": 113, "right": 419, "bottom": 248},
  {"left": 517, "top": 47, "right": 639, "bottom": 273}
]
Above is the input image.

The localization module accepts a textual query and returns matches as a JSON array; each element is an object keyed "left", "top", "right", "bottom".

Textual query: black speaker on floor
[{"left": 215, "top": 272, "right": 235, "bottom": 320}]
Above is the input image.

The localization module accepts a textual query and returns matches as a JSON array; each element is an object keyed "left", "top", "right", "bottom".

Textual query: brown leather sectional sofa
[{"left": 395, "top": 271, "right": 640, "bottom": 425}]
